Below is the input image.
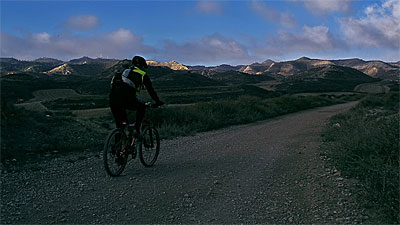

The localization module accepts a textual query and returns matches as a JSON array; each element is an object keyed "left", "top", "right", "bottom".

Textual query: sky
[{"left": 1, "top": 0, "right": 399, "bottom": 66}]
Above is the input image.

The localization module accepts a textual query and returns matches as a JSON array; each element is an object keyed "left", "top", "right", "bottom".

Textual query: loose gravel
[{"left": 1, "top": 101, "right": 379, "bottom": 224}]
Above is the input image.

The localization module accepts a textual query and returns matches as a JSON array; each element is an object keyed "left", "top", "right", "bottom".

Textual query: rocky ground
[{"left": 1, "top": 102, "right": 381, "bottom": 224}]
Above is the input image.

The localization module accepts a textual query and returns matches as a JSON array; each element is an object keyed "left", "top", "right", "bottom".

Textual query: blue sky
[{"left": 1, "top": 0, "right": 399, "bottom": 65}]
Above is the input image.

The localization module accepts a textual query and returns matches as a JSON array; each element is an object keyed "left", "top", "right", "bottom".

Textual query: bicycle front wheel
[
  {"left": 103, "top": 128, "right": 128, "bottom": 176},
  {"left": 139, "top": 126, "right": 160, "bottom": 167}
]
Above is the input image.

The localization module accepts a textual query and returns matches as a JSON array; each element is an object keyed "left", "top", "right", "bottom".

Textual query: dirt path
[
  {"left": 354, "top": 82, "right": 390, "bottom": 93},
  {"left": 1, "top": 101, "right": 372, "bottom": 224}
]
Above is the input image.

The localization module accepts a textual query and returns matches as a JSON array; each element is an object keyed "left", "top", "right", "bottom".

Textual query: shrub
[
  {"left": 322, "top": 93, "right": 399, "bottom": 223},
  {"left": 145, "top": 94, "right": 355, "bottom": 140}
]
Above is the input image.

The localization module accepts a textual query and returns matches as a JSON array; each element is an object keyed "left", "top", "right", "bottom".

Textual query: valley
[
  {"left": 0, "top": 56, "right": 398, "bottom": 224},
  {"left": 1, "top": 56, "right": 397, "bottom": 164}
]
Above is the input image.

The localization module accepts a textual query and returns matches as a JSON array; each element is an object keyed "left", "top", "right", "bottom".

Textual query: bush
[
  {"left": 145, "top": 94, "right": 356, "bottom": 140},
  {"left": 322, "top": 93, "right": 399, "bottom": 223},
  {"left": 1, "top": 103, "right": 106, "bottom": 163}
]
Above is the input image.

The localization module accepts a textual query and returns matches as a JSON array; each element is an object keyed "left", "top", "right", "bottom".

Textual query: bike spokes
[
  {"left": 139, "top": 127, "right": 160, "bottom": 167},
  {"left": 104, "top": 129, "right": 128, "bottom": 176}
]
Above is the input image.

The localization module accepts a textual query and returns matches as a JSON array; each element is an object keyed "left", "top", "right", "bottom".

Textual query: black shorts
[{"left": 109, "top": 83, "right": 145, "bottom": 127}]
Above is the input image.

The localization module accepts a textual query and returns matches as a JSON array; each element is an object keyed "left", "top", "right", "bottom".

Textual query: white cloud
[
  {"left": 251, "top": 0, "right": 297, "bottom": 28},
  {"left": 252, "top": 25, "right": 345, "bottom": 56},
  {"left": 196, "top": 1, "right": 222, "bottom": 15},
  {"left": 279, "top": 25, "right": 343, "bottom": 51},
  {"left": 340, "top": 0, "right": 400, "bottom": 48},
  {"left": 158, "top": 34, "right": 251, "bottom": 65},
  {"left": 0, "top": 29, "right": 155, "bottom": 60},
  {"left": 302, "top": 0, "right": 352, "bottom": 14},
  {"left": 32, "top": 32, "right": 51, "bottom": 43},
  {"left": 0, "top": 26, "right": 345, "bottom": 65},
  {"left": 62, "top": 15, "right": 99, "bottom": 30},
  {"left": 303, "top": 26, "right": 331, "bottom": 46},
  {"left": 107, "top": 28, "right": 141, "bottom": 44}
]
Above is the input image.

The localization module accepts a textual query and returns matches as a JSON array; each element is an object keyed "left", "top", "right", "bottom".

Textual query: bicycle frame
[
  {"left": 104, "top": 101, "right": 161, "bottom": 176},
  {"left": 125, "top": 121, "right": 155, "bottom": 149}
]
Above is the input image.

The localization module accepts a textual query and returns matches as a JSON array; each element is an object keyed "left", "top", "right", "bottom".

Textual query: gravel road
[{"left": 1, "top": 101, "right": 373, "bottom": 224}]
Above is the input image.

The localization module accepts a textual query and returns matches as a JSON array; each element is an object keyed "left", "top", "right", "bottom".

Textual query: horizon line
[{"left": 0, "top": 55, "right": 398, "bottom": 67}]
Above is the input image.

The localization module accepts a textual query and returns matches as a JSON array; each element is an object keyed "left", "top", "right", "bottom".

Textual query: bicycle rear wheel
[
  {"left": 103, "top": 129, "right": 128, "bottom": 176},
  {"left": 139, "top": 126, "right": 160, "bottom": 167}
]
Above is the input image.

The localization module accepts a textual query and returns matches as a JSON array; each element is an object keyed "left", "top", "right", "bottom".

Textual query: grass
[
  {"left": 321, "top": 93, "right": 399, "bottom": 223},
  {"left": 1, "top": 102, "right": 107, "bottom": 164},
  {"left": 1, "top": 87, "right": 361, "bottom": 167},
  {"left": 142, "top": 94, "right": 360, "bottom": 139},
  {"left": 43, "top": 97, "right": 109, "bottom": 110}
]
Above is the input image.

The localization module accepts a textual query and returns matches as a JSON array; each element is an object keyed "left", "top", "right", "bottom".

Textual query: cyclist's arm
[{"left": 143, "top": 75, "right": 162, "bottom": 104}]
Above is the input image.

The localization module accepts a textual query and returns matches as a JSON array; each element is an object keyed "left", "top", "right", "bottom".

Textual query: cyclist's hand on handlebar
[{"left": 152, "top": 100, "right": 164, "bottom": 108}]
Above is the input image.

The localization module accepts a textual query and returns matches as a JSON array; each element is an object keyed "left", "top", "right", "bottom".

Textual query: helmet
[{"left": 132, "top": 56, "right": 148, "bottom": 70}]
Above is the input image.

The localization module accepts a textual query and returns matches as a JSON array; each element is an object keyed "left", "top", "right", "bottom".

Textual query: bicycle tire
[
  {"left": 103, "top": 128, "right": 128, "bottom": 176},
  {"left": 139, "top": 126, "right": 160, "bottom": 167}
]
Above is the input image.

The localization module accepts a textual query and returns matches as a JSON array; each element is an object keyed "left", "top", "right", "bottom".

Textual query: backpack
[
  {"left": 111, "top": 66, "right": 145, "bottom": 92},
  {"left": 110, "top": 70, "right": 123, "bottom": 87}
]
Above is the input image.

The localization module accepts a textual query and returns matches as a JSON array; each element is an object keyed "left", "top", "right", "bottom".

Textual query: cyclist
[{"left": 109, "top": 56, "right": 164, "bottom": 139}]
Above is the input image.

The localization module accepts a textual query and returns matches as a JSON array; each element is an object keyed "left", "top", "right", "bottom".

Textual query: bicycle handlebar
[{"left": 144, "top": 101, "right": 164, "bottom": 109}]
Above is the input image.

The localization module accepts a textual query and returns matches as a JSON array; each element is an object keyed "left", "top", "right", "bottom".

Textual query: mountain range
[
  {"left": 235, "top": 57, "right": 399, "bottom": 80},
  {"left": 0, "top": 56, "right": 398, "bottom": 81}
]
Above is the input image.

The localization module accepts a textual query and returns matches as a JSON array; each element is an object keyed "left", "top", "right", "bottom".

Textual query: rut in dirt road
[{"left": 2, "top": 101, "right": 370, "bottom": 224}]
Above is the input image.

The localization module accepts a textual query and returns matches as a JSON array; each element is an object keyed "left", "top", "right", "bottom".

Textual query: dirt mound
[
  {"left": 14, "top": 102, "right": 49, "bottom": 112},
  {"left": 30, "top": 89, "right": 81, "bottom": 102},
  {"left": 354, "top": 83, "right": 390, "bottom": 94},
  {"left": 72, "top": 107, "right": 111, "bottom": 118}
]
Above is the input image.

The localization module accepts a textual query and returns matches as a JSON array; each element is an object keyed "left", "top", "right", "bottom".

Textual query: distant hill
[
  {"left": 244, "top": 57, "right": 334, "bottom": 76},
  {"left": 330, "top": 58, "right": 366, "bottom": 67},
  {"left": 68, "top": 56, "right": 118, "bottom": 64},
  {"left": 43, "top": 63, "right": 75, "bottom": 75},
  {"left": 276, "top": 65, "right": 378, "bottom": 93},
  {"left": 391, "top": 61, "right": 400, "bottom": 67},
  {"left": 0, "top": 58, "right": 63, "bottom": 75},
  {"left": 239, "top": 60, "right": 275, "bottom": 74},
  {"left": 203, "top": 70, "right": 274, "bottom": 85},
  {"left": 293, "top": 64, "right": 375, "bottom": 80},
  {"left": 33, "top": 57, "right": 64, "bottom": 64},
  {"left": 1, "top": 56, "right": 398, "bottom": 81},
  {"left": 192, "top": 57, "right": 336, "bottom": 77},
  {"left": 0, "top": 57, "right": 118, "bottom": 76},
  {"left": 1, "top": 58, "right": 31, "bottom": 74},
  {"left": 44, "top": 62, "right": 117, "bottom": 76},
  {"left": 331, "top": 58, "right": 399, "bottom": 80},
  {"left": 0, "top": 58, "right": 20, "bottom": 64},
  {"left": 189, "top": 64, "right": 244, "bottom": 75},
  {"left": 146, "top": 60, "right": 189, "bottom": 71},
  {"left": 236, "top": 57, "right": 398, "bottom": 80}
]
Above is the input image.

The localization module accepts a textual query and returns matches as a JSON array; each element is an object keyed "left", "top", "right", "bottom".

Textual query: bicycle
[{"left": 103, "top": 102, "right": 160, "bottom": 177}]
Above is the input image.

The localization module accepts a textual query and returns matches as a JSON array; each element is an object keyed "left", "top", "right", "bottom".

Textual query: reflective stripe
[
  {"left": 132, "top": 67, "right": 146, "bottom": 76},
  {"left": 132, "top": 67, "right": 146, "bottom": 83},
  {"left": 132, "top": 67, "right": 146, "bottom": 93}
]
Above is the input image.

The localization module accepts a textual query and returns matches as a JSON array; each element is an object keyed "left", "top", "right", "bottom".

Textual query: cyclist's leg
[
  {"left": 110, "top": 88, "right": 128, "bottom": 150},
  {"left": 135, "top": 105, "right": 145, "bottom": 134},
  {"left": 109, "top": 106, "right": 128, "bottom": 154},
  {"left": 110, "top": 106, "right": 127, "bottom": 130},
  {"left": 126, "top": 96, "right": 145, "bottom": 134},
  {"left": 109, "top": 85, "right": 129, "bottom": 130}
]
